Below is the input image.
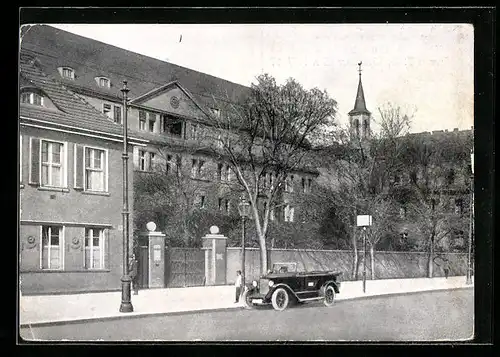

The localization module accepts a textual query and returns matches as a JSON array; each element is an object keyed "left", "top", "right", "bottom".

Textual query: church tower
[{"left": 348, "top": 61, "right": 371, "bottom": 140}]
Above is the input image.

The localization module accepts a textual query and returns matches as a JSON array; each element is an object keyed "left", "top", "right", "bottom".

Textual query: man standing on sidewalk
[
  {"left": 129, "top": 254, "right": 139, "bottom": 295},
  {"left": 234, "top": 270, "right": 242, "bottom": 303}
]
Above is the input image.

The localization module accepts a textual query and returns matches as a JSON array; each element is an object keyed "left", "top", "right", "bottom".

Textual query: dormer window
[
  {"left": 95, "top": 76, "right": 111, "bottom": 88},
  {"left": 58, "top": 67, "right": 75, "bottom": 80},
  {"left": 210, "top": 108, "right": 221, "bottom": 118},
  {"left": 20, "top": 89, "right": 44, "bottom": 106}
]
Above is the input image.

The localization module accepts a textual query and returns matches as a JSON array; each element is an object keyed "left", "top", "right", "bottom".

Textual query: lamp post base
[
  {"left": 465, "top": 269, "right": 473, "bottom": 285},
  {"left": 119, "top": 275, "right": 134, "bottom": 313}
]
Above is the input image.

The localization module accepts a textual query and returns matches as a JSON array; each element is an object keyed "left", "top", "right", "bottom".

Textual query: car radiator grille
[{"left": 259, "top": 279, "right": 270, "bottom": 295}]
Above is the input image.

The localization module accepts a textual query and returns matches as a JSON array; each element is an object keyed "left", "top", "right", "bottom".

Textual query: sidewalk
[{"left": 20, "top": 276, "right": 473, "bottom": 326}]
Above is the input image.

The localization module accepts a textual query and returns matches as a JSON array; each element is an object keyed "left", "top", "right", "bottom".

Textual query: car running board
[{"left": 297, "top": 297, "right": 324, "bottom": 302}]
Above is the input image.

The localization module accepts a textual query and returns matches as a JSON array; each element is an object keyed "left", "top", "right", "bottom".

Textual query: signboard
[{"left": 356, "top": 215, "right": 373, "bottom": 227}]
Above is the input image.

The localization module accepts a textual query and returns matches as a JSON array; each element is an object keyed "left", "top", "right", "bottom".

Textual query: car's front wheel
[
  {"left": 323, "top": 285, "right": 336, "bottom": 307},
  {"left": 271, "top": 287, "right": 290, "bottom": 311}
]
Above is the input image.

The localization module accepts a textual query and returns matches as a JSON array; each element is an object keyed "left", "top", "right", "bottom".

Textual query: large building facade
[
  {"left": 19, "top": 25, "right": 320, "bottom": 293},
  {"left": 19, "top": 50, "right": 148, "bottom": 294}
]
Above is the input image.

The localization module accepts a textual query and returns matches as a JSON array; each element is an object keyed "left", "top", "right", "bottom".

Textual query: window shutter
[
  {"left": 103, "top": 150, "right": 108, "bottom": 192},
  {"left": 29, "top": 137, "right": 40, "bottom": 185},
  {"left": 104, "top": 229, "right": 109, "bottom": 270},
  {"left": 74, "top": 144, "right": 84, "bottom": 189}
]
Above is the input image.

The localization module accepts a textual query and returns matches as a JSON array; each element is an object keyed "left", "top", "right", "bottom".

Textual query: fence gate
[
  {"left": 165, "top": 248, "right": 205, "bottom": 288},
  {"left": 137, "top": 245, "right": 149, "bottom": 289}
]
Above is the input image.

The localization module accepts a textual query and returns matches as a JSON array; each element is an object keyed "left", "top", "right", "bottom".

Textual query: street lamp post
[
  {"left": 238, "top": 197, "right": 250, "bottom": 290},
  {"left": 362, "top": 227, "right": 367, "bottom": 293},
  {"left": 119, "top": 81, "right": 133, "bottom": 313},
  {"left": 356, "top": 215, "right": 372, "bottom": 293},
  {"left": 466, "top": 149, "right": 474, "bottom": 285}
]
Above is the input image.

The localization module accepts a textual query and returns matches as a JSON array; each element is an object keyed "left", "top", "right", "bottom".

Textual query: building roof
[
  {"left": 20, "top": 25, "right": 251, "bottom": 112},
  {"left": 348, "top": 73, "right": 371, "bottom": 116},
  {"left": 19, "top": 51, "right": 147, "bottom": 144}
]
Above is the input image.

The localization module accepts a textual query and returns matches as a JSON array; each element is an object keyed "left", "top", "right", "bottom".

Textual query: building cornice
[{"left": 20, "top": 116, "right": 149, "bottom": 146}]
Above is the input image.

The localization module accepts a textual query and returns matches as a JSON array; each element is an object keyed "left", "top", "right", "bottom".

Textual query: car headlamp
[
  {"left": 268, "top": 280, "right": 274, "bottom": 287},
  {"left": 252, "top": 280, "right": 258, "bottom": 287}
]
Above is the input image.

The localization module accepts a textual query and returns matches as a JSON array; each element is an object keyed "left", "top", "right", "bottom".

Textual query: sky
[{"left": 50, "top": 24, "right": 474, "bottom": 133}]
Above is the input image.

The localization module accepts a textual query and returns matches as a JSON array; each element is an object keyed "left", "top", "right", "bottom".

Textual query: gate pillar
[
  {"left": 138, "top": 222, "right": 166, "bottom": 289},
  {"left": 202, "top": 226, "right": 227, "bottom": 285}
]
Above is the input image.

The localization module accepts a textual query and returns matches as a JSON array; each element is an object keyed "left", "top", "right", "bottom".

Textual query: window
[
  {"left": 210, "top": 108, "right": 221, "bottom": 118},
  {"left": 84, "top": 228, "right": 104, "bottom": 269},
  {"left": 148, "top": 113, "right": 156, "bottom": 133},
  {"left": 191, "top": 159, "right": 205, "bottom": 179},
  {"left": 113, "top": 105, "right": 122, "bottom": 124},
  {"left": 163, "top": 115, "right": 184, "bottom": 137},
  {"left": 446, "top": 169, "right": 456, "bottom": 185},
  {"left": 354, "top": 119, "right": 360, "bottom": 137},
  {"left": 21, "top": 91, "right": 44, "bottom": 106},
  {"left": 196, "top": 195, "right": 206, "bottom": 209},
  {"left": 96, "top": 77, "right": 110, "bottom": 88},
  {"left": 190, "top": 124, "right": 198, "bottom": 140},
  {"left": 218, "top": 198, "right": 230, "bottom": 213},
  {"left": 286, "top": 175, "right": 294, "bottom": 192},
  {"left": 430, "top": 199, "right": 436, "bottom": 212},
  {"left": 41, "top": 140, "right": 65, "bottom": 187},
  {"left": 102, "top": 103, "right": 112, "bottom": 118},
  {"left": 226, "top": 165, "right": 231, "bottom": 181},
  {"left": 85, "top": 147, "right": 105, "bottom": 191},
  {"left": 216, "top": 134, "right": 224, "bottom": 149},
  {"left": 166, "top": 155, "right": 173, "bottom": 174},
  {"left": 284, "top": 204, "right": 295, "bottom": 222},
  {"left": 139, "top": 110, "right": 147, "bottom": 131},
  {"left": 217, "top": 163, "right": 223, "bottom": 181},
  {"left": 59, "top": 67, "right": 74, "bottom": 80},
  {"left": 138, "top": 150, "right": 155, "bottom": 171},
  {"left": 455, "top": 198, "right": 464, "bottom": 215},
  {"left": 41, "top": 225, "right": 63, "bottom": 270}
]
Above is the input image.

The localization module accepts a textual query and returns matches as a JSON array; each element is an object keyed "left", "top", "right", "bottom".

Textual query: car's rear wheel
[
  {"left": 271, "top": 288, "right": 290, "bottom": 311},
  {"left": 323, "top": 285, "right": 336, "bottom": 307},
  {"left": 242, "top": 288, "right": 254, "bottom": 309}
]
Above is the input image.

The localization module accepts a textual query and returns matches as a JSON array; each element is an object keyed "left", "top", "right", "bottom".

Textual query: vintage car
[{"left": 243, "top": 262, "right": 342, "bottom": 311}]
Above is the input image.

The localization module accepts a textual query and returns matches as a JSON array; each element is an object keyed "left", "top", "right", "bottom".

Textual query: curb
[{"left": 19, "top": 285, "right": 473, "bottom": 328}]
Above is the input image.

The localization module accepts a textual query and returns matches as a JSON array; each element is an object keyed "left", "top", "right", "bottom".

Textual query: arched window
[
  {"left": 20, "top": 89, "right": 44, "bottom": 106},
  {"left": 353, "top": 119, "right": 360, "bottom": 137}
]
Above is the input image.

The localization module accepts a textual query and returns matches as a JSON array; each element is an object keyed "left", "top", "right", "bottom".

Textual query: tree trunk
[
  {"left": 427, "top": 236, "right": 434, "bottom": 278},
  {"left": 369, "top": 244, "right": 375, "bottom": 280},
  {"left": 258, "top": 233, "right": 268, "bottom": 274},
  {"left": 351, "top": 226, "right": 359, "bottom": 280}
]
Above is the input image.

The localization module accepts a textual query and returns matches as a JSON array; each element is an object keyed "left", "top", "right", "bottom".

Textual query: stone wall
[{"left": 226, "top": 247, "right": 468, "bottom": 284}]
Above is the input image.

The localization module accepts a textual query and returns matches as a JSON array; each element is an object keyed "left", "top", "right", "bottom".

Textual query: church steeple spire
[
  {"left": 348, "top": 61, "right": 371, "bottom": 140},
  {"left": 349, "top": 61, "right": 371, "bottom": 116}
]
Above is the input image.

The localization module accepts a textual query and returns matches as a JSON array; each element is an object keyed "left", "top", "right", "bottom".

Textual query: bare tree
[
  {"left": 316, "top": 102, "right": 413, "bottom": 279},
  {"left": 398, "top": 130, "right": 472, "bottom": 277},
  {"left": 206, "top": 74, "right": 337, "bottom": 273}
]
